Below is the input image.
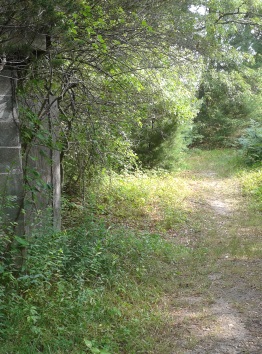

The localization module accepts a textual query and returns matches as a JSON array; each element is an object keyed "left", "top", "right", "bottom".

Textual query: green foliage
[
  {"left": 132, "top": 62, "right": 202, "bottom": 169},
  {"left": 0, "top": 176, "right": 24, "bottom": 272},
  {"left": 3, "top": 0, "right": 206, "bottom": 193},
  {"left": 0, "top": 216, "right": 190, "bottom": 353},
  {"left": 4, "top": 0, "right": 262, "bottom": 193},
  {"left": 238, "top": 121, "right": 262, "bottom": 164},
  {"left": 19, "top": 107, "right": 54, "bottom": 150},
  {"left": 191, "top": 0, "right": 262, "bottom": 149},
  {"left": 192, "top": 67, "right": 255, "bottom": 147}
]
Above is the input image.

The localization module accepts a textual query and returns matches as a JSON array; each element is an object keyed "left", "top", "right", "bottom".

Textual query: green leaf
[
  {"left": 97, "top": 34, "right": 105, "bottom": 43},
  {"left": 14, "top": 236, "right": 29, "bottom": 247},
  {"left": 84, "top": 339, "right": 93, "bottom": 348}
]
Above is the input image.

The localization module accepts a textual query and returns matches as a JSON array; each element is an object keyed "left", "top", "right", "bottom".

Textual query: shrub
[{"left": 238, "top": 121, "right": 262, "bottom": 164}]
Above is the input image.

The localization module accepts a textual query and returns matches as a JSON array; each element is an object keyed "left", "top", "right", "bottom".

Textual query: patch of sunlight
[
  {"left": 251, "top": 245, "right": 262, "bottom": 253},
  {"left": 211, "top": 314, "right": 247, "bottom": 339}
]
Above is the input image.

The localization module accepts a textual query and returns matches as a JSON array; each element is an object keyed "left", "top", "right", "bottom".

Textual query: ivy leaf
[{"left": 97, "top": 34, "right": 105, "bottom": 43}]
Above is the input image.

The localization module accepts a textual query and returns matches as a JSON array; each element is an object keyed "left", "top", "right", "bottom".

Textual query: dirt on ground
[{"left": 165, "top": 170, "right": 262, "bottom": 354}]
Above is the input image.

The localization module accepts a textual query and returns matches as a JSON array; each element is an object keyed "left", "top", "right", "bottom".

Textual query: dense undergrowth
[
  {"left": 1, "top": 216, "right": 192, "bottom": 353},
  {"left": 1, "top": 149, "right": 261, "bottom": 353}
]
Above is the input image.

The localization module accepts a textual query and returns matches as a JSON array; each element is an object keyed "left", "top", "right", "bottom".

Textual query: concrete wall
[
  {"left": 24, "top": 97, "right": 61, "bottom": 232},
  {"left": 0, "top": 69, "right": 24, "bottom": 233},
  {"left": 0, "top": 31, "right": 61, "bottom": 235},
  {"left": 0, "top": 69, "right": 61, "bottom": 235}
]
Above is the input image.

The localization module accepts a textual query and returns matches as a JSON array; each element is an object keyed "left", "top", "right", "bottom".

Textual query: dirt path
[{"left": 168, "top": 170, "right": 262, "bottom": 353}]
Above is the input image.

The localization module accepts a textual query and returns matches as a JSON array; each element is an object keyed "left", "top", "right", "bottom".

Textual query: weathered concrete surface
[
  {"left": 23, "top": 97, "right": 61, "bottom": 232},
  {"left": 0, "top": 147, "right": 22, "bottom": 171},
  {"left": 1, "top": 33, "right": 61, "bottom": 235},
  {"left": 0, "top": 69, "right": 24, "bottom": 232},
  {"left": 0, "top": 121, "right": 20, "bottom": 146},
  {"left": 1, "top": 72, "right": 61, "bottom": 236}
]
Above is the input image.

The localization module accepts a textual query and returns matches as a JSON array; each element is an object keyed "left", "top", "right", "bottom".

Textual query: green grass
[
  {"left": 89, "top": 170, "right": 191, "bottom": 232},
  {"left": 183, "top": 148, "right": 245, "bottom": 177},
  {"left": 240, "top": 168, "right": 262, "bottom": 211}
]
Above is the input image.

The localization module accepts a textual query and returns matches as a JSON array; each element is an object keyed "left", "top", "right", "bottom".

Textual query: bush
[{"left": 238, "top": 121, "right": 262, "bottom": 164}]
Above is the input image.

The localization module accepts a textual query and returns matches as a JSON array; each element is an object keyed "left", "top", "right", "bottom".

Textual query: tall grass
[{"left": 89, "top": 170, "right": 191, "bottom": 232}]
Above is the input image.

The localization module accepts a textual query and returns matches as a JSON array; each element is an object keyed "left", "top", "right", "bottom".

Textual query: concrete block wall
[
  {"left": 1, "top": 32, "right": 61, "bottom": 235},
  {"left": 0, "top": 69, "right": 24, "bottom": 232},
  {"left": 24, "top": 97, "right": 61, "bottom": 232}
]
